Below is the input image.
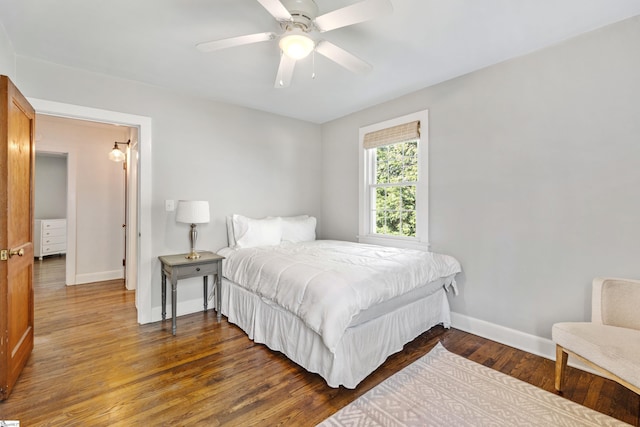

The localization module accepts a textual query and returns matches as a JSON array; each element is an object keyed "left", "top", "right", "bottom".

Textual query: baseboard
[
  {"left": 450, "top": 312, "right": 599, "bottom": 376},
  {"left": 74, "top": 270, "right": 124, "bottom": 285},
  {"left": 150, "top": 295, "right": 216, "bottom": 323}
]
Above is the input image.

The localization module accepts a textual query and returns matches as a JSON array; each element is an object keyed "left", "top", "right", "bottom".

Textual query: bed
[{"left": 218, "top": 214, "right": 461, "bottom": 388}]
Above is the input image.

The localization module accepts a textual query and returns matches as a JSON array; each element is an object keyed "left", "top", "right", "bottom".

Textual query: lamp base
[{"left": 185, "top": 224, "right": 200, "bottom": 259}]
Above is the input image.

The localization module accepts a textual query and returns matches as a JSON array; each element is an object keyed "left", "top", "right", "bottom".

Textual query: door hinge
[
  {"left": 122, "top": 259, "right": 126, "bottom": 267},
  {"left": 0, "top": 250, "right": 7, "bottom": 261}
]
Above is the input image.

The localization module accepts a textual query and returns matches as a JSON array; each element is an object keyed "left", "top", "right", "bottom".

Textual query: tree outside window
[{"left": 372, "top": 140, "right": 418, "bottom": 237}]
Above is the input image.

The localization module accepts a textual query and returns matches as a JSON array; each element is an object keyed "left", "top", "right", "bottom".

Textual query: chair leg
[{"left": 555, "top": 344, "right": 568, "bottom": 392}]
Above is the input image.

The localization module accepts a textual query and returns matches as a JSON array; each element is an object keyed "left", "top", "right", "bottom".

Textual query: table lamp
[{"left": 176, "top": 200, "right": 210, "bottom": 259}]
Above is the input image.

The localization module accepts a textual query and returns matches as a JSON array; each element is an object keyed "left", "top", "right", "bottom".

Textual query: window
[
  {"left": 373, "top": 140, "right": 418, "bottom": 236},
  {"left": 358, "top": 111, "right": 428, "bottom": 249}
]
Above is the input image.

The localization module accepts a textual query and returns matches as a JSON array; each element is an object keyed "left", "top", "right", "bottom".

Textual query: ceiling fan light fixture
[{"left": 279, "top": 32, "right": 315, "bottom": 60}]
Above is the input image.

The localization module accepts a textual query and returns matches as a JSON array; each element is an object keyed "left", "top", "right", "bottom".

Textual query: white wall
[
  {"left": 14, "top": 57, "right": 323, "bottom": 316},
  {"left": 35, "top": 153, "right": 67, "bottom": 219},
  {"left": 36, "top": 115, "right": 130, "bottom": 283},
  {"left": 321, "top": 16, "right": 640, "bottom": 340},
  {"left": 0, "top": 20, "right": 15, "bottom": 79}
]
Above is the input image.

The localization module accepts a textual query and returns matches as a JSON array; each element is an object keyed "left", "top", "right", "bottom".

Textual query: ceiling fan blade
[
  {"left": 196, "top": 32, "right": 276, "bottom": 53},
  {"left": 315, "top": 40, "right": 372, "bottom": 74},
  {"left": 274, "top": 54, "right": 296, "bottom": 88},
  {"left": 256, "top": 0, "right": 292, "bottom": 21},
  {"left": 314, "top": 0, "right": 393, "bottom": 32}
]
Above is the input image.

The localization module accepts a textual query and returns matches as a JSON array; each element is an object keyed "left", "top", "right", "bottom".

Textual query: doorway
[
  {"left": 35, "top": 115, "right": 133, "bottom": 288},
  {"left": 34, "top": 152, "right": 68, "bottom": 282},
  {"left": 29, "top": 98, "right": 153, "bottom": 325}
]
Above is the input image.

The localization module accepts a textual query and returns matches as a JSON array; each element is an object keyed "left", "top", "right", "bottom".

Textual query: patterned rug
[{"left": 318, "top": 343, "right": 628, "bottom": 426}]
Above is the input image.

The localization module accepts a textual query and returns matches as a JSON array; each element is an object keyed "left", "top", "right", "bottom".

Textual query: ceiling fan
[{"left": 196, "top": 0, "right": 393, "bottom": 88}]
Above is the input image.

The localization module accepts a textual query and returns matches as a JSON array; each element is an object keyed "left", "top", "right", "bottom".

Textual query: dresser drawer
[
  {"left": 41, "top": 235, "right": 65, "bottom": 245},
  {"left": 42, "top": 243, "right": 66, "bottom": 254},
  {"left": 42, "top": 219, "right": 66, "bottom": 230},
  {"left": 42, "top": 228, "right": 66, "bottom": 238},
  {"left": 166, "top": 263, "right": 217, "bottom": 279}
]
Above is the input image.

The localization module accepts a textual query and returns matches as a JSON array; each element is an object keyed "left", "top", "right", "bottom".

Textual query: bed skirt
[{"left": 221, "top": 278, "right": 451, "bottom": 388}]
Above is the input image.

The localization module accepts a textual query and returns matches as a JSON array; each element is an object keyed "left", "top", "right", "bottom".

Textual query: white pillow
[
  {"left": 233, "top": 214, "right": 283, "bottom": 248},
  {"left": 281, "top": 216, "right": 316, "bottom": 243},
  {"left": 226, "top": 216, "right": 236, "bottom": 248}
]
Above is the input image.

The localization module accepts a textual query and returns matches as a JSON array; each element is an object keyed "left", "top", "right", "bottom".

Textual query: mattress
[{"left": 349, "top": 275, "right": 454, "bottom": 327}]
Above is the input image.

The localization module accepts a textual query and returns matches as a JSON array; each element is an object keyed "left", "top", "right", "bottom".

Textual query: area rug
[{"left": 317, "top": 343, "right": 628, "bottom": 426}]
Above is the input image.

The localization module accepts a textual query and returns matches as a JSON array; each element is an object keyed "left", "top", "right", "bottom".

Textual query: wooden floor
[{"left": 0, "top": 256, "right": 638, "bottom": 426}]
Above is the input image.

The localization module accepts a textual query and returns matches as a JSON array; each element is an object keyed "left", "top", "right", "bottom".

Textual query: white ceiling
[{"left": 2, "top": 0, "right": 639, "bottom": 123}]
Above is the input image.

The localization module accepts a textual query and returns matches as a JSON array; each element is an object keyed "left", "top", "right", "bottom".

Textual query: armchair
[{"left": 552, "top": 277, "right": 640, "bottom": 395}]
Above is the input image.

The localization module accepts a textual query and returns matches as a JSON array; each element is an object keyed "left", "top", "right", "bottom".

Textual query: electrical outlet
[{"left": 165, "top": 200, "right": 175, "bottom": 212}]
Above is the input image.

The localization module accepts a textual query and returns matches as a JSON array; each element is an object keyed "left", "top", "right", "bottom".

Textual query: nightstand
[{"left": 158, "top": 251, "right": 225, "bottom": 335}]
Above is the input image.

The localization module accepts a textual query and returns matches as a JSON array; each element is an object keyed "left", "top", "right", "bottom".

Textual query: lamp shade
[
  {"left": 109, "top": 144, "right": 126, "bottom": 162},
  {"left": 176, "top": 200, "right": 210, "bottom": 224},
  {"left": 279, "top": 32, "right": 314, "bottom": 60}
]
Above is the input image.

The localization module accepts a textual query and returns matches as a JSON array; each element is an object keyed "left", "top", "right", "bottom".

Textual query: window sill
[{"left": 357, "top": 234, "right": 431, "bottom": 251}]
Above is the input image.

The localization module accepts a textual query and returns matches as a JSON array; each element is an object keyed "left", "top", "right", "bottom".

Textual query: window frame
[{"left": 358, "top": 110, "right": 429, "bottom": 250}]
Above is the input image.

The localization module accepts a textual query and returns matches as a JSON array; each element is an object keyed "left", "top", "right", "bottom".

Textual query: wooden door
[{"left": 0, "top": 75, "right": 36, "bottom": 400}]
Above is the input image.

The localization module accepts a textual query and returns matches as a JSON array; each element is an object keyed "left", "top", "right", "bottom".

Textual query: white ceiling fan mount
[
  {"left": 278, "top": 0, "right": 319, "bottom": 32},
  {"left": 196, "top": 0, "right": 393, "bottom": 88}
]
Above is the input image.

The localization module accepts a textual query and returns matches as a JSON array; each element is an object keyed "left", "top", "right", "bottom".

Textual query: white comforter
[{"left": 219, "top": 240, "right": 461, "bottom": 353}]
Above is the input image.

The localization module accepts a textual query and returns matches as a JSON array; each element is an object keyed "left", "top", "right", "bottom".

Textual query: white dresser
[{"left": 34, "top": 219, "right": 67, "bottom": 260}]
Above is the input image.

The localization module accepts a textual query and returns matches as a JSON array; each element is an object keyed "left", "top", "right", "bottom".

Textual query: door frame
[{"left": 29, "top": 98, "right": 153, "bottom": 324}]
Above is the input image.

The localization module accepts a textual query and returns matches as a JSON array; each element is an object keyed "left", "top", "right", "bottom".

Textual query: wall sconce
[
  {"left": 109, "top": 139, "right": 130, "bottom": 162},
  {"left": 175, "top": 200, "right": 210, "bottom": 259}
]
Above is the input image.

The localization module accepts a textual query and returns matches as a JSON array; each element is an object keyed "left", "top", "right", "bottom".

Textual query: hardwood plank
[{"left": 0, "top": 255, "right": 637, "bottom": 426}]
